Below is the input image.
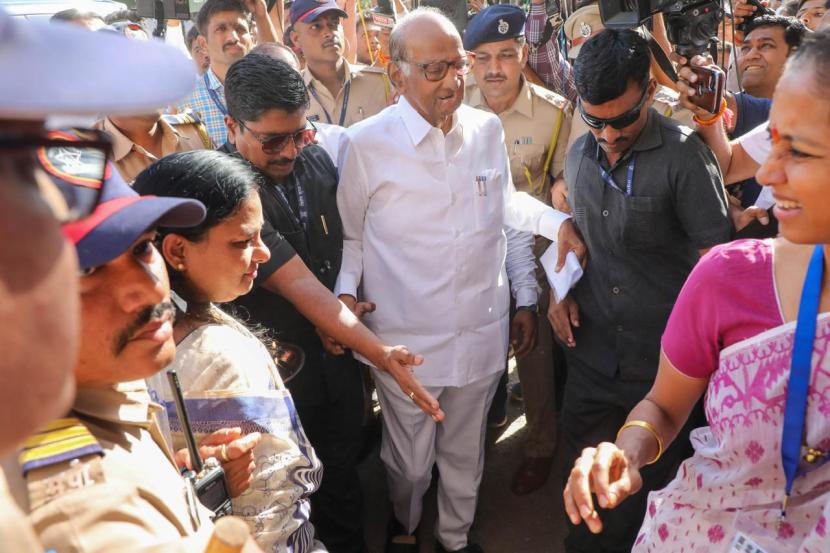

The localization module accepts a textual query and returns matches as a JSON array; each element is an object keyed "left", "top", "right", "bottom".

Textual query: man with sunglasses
[
  {"left": 336, "top": 9, "right": 586, "bottom": 553},
  {"left": 289, "top": 0, "right": 390, "bottom": 127},
  {"left": 0, "top": 8, "right": 200, "bottom": 551},
  {"left": 224, "top": 53, "right": 437, "bottom": 553},
  {"left": 463, "top": 4, "right": 574, "bottom": 496},
  {"left": 552, "top": 29, "right": 731, "bottom": 553}
]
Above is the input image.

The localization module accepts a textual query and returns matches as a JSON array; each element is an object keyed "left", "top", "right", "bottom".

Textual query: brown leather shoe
[{"left": 510, "top": 456, "right": 554, "bottom": 496}]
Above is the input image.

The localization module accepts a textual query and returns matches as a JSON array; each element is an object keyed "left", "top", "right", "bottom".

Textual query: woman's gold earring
[{"left": 177, "top": 264, "right": 185, "bottom": 271}]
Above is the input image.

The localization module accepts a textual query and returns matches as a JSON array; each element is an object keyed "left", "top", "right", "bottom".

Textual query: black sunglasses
[
  {"left": 0, "top": 129, "right": 111, "bottom": 223},
  {"left": 578, "top": 85, "right": 650, "bottom": 131},
  {"left": 239, "top": 120, "right": 317, "bottom": 155}
]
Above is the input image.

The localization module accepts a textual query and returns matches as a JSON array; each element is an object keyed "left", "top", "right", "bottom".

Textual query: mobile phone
[{"left": 689, "top": 66, "right": 724, "bottom": 115}]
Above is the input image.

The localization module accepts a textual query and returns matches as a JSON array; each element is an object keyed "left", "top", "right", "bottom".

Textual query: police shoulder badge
[
  {"left": 498, "top": 18, "right": 509, "bottom": 35},
  {"left": 579, "top": 21, "right": 592, "bottom": 38}
]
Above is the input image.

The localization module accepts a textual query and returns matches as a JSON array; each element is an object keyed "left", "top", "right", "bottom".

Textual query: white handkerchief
[{"left": 540, "top": 246, "right": 584, "bottom": 304}]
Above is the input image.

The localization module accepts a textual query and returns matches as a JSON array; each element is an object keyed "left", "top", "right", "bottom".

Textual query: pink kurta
[{"left": 635, "top": 240, "right": 830, "bottom": 553}]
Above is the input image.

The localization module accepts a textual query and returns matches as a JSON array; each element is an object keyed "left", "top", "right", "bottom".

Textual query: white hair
[{"left": 389, "top": 6, "right": 459, "bottom": 69}]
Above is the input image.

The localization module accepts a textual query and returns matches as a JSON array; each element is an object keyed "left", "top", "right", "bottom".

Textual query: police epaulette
[
  {"left": 162, "top": 112, "right": 201, "bottom": 126},
  {"left": 18, "top": 417, "right": 103, "bottom": 475}
]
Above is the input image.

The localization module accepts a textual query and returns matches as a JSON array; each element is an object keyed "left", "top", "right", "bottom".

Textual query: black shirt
[
  {"left": 564, "top": 109, "right": 732, "bottom": 381},
  {"left": 233, "top": 144, "right": 343, "bottom": 346}
]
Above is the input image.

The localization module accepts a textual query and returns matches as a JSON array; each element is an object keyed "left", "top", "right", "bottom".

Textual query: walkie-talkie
[{"left": 167, "top": 370, "right": 233, "bottom": 521}]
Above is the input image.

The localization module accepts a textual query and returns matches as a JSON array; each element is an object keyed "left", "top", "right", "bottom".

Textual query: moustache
[
  {"left": 597, "top": 136, "right": 629, "bottom": 145},
  {"left": 223, "top": 41, "right": 241, "bottom": 50},
  {"left": 322, "top": 39, "right": 341, "bottom": 49},
  {"left": 485, "top": 73, "right": 507, "bottom": 81},
  {"left": 267, "top": 157, "right": 295, "bottom": 166},
  {"left": 114, "top": 302, "right": 175, "bottom": 355}
]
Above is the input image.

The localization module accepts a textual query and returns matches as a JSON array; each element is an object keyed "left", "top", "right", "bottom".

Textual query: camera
[{"left": 598, "top": 0, "right": 723, "bottom": 57}]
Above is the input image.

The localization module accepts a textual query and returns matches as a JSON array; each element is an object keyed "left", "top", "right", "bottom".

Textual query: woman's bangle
[
  {"left": 693, "top": 97, "right": 729, "bottom": 127},
  {"left": 617, "top": 420, "right": 664, "bottom": 466}
]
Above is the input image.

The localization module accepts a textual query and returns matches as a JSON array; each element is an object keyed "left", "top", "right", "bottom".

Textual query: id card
[{"left": 728, "top": 532, "right": 771, "bottom": 553}]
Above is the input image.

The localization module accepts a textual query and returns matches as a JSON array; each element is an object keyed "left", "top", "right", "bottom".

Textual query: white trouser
[{"left": 373, "top": 367, "right": 501, "bottom": 551}]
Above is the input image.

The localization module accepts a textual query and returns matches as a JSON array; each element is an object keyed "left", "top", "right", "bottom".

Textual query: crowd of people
[{"left": 1, "top": 0, "right": 829, "bottom": 552}]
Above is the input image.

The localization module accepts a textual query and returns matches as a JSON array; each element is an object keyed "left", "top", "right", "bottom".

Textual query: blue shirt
[
  {"left": 177, "top": 68, "right": 226, "bottom": 147},
  {"left": 731, "top": 92, "right": 772, "bottom": 207}
]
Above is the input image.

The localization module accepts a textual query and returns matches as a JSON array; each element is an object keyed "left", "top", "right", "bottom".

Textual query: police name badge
[{"left": 498, "top": 19, "right": 509, "bottom": 35}]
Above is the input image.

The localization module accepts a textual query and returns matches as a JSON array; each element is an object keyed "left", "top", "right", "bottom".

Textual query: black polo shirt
[
  {"left": 233, "top": 144, "right": 343, "bottom": 346},
  {"left": 564, "top": 109, "right": 732, "bottom": 381}
]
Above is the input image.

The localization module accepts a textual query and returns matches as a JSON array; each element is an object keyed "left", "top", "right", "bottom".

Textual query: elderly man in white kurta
[{"left": 334, "top": 9, "right": 585, "bottom": 553}]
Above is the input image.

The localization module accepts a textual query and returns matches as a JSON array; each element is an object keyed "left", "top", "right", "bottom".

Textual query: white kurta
[{"left": 335, "top": 96, "right": 569, "bottom": 387}]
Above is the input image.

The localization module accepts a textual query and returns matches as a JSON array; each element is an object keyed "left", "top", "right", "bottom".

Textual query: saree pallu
[
  {"left": 634, "top": 315, "right": 830, "bottom": 553},
  {"left": 155, "top": 387, "right": 325, "bottom": 553}
]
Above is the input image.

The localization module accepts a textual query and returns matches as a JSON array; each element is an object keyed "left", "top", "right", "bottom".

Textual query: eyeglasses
[
  {"left": 400, "top": 55, "right": 474, "bottom": 82},
  {"left": 238, "top": 120, "right": 317, "bottom": 154},
  {"left": 0, "top": 129, "right": 111, "bottom": 223},
  {"left": 578, "top": 85, "right": 649, "bottom": 131}
]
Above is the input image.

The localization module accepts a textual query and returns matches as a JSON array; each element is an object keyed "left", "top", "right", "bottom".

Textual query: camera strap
[{"left": 640, "top": 27, "right": 678, "bottom": 84}]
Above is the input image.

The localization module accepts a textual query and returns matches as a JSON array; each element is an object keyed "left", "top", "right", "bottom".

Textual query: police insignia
[
  {"left": 19, "top": 417, "right": 103, "bottom": 475},
  {"left": 498, "top": 19, "right": 509, "bottom": 35},
  {"left": 579, "top": 21, "right": 592, "bottom": 38}
]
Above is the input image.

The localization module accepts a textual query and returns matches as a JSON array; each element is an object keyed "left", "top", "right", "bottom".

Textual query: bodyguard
[{"left": 551, "top": 30, "right": 732, "bottom": 553}]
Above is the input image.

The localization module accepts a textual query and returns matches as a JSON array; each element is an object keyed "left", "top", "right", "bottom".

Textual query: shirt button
[
  {"left": 602, "top": 209, "right": 610, "bottom": 217},
  {"left": 616, "top": 325, "right": 624, "bottom": 332},
  {"left": 612, "top": 286, "right": 620, "bottom": 294}
]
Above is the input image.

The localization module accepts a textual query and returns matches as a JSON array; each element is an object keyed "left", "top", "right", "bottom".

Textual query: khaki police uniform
[
  {"left": 465, "top": 77, "right": 573, "bottom": 459},
  {"left": 95, "top": 113, "right": 212, "bottom": 184},
  {"left": 302, "top": 61, "right": 391, "bottom": 127},
  {"left": 567, "top": 85, "right": 695, "bottom": 151},
  {"left": 0, "top": 469, "right": 41, "bottom": 552},
  {"left": 18, "top": 382, "right": 214, "bottom": 553}
]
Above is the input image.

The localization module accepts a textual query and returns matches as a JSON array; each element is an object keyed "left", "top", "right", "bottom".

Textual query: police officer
[
  {"left": 20, "top": 159, "right": 263, "bottom": 553},
  {"left": 0, "top": 11, "right": 199, "bottom": 552},
  {"left": 95, "top": 111, "right": 213, "bottom": 183},
  {"left": 463, "top": 3, "right": 573, "bottom": 496},
  {"left": 290, "top": 0, "right": 392, "bottom": 127},
  {"left": 224, "top": 54, "right": 370, "bottom": 553}
]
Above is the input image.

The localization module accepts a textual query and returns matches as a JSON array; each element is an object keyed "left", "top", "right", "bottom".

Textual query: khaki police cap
[{"left": 564, "top": 4, "right": 605, "bottom": 60}]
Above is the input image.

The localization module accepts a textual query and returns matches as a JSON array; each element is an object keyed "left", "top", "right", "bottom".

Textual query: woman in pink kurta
[{"left": 562, "top": 30, "right": 830, "bottom": 553}]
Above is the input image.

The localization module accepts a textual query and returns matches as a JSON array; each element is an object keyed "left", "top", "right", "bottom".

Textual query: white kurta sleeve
[
  {"left": 495, "top": 120, "right": 571, "bottom": 241},
  {"left": 504, "top": 227, "right": 539, "bottom": 308},
  {"left": 334, "top": 133, "right": 370, "bottom": 298}
]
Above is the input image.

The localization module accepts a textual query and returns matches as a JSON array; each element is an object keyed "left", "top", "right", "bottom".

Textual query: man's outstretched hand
[{"left": 376, "top": 346, "right": 445, "bottom": 422}]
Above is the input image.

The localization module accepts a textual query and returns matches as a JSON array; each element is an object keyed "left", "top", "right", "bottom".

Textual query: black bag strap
[{"left": 641, "top": 27, "right": 678, "bottom": 83}]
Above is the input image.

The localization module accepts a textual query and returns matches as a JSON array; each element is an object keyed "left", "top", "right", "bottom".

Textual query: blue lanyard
[
  {"left": 204, "top": 73, "right": 227, "bottom": 116},
  {"left": 272, "top": 176, "right": 309, "bottom": 231},
  {"left": 780, "top": 244, "right": 829, "bottom": 520},
  {"left": 598, "top": 153, "right": 637, "bottom": 196},
  {"left": 309, "top": 80, "right": 351, "bottom": 126}
]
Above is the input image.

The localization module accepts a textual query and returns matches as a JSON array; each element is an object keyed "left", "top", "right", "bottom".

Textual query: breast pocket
[
  {"left": 623, "top": 195, "right": 674, "bottom": 250},
  {"left": 472, "top": 169, "right": 503, "bottom": 231}
]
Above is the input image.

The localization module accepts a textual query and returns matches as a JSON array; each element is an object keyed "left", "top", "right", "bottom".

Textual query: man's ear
[
  {"left": 197, "top": 34, "right": 208, "bottom": 52},
  {"left": 520, "top": 42, "right": 529, "bottom": 68},
  {"left": 225, "top": 115, "right": 239, "bottom": 145},
  {"left": 290, "top": 28, "right": 301, "bottom": 53},
  {"left": 387, "top": 61, "right": 406, "bottom": 92}
]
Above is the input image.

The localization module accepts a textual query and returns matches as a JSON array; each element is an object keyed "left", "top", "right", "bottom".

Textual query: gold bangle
[{"left": 617, "top": 420, "right": 664, "bottom": 466}]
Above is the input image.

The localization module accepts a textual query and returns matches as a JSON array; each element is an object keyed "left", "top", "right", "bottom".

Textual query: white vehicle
[{"left": 0, "top": 0, "right": 128, "bottom": 21}]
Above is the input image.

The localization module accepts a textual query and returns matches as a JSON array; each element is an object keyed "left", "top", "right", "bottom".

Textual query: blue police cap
[{"left": 463, "top": 4, "right": 526, "bottom": 51}]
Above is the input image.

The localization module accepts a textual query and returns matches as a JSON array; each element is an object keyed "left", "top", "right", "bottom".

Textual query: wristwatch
[{"left": 516, "top": 304, "right": 538, "bottom": 315}]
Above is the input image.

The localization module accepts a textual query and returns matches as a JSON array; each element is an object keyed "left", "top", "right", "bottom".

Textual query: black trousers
[
  {"left": 559, "top": 354, "right": 702, "bottom": 553},
  {"left": 288, "top": 343, "right": 368, "bottom": 553}
]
